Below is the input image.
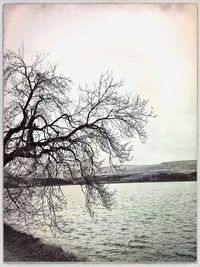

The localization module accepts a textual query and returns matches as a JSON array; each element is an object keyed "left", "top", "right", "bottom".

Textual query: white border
[{"left": 0, "top": 1, "right": 199, "bottom": 267}]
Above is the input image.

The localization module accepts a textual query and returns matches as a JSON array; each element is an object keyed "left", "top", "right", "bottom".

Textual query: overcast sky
[{"left": 4, "top": 3, "right": 197, "bottom": 165}]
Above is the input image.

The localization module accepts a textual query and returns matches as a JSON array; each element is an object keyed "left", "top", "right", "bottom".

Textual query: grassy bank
[{"left": 4, "top": 224, "right": 84, "bottom": 262}]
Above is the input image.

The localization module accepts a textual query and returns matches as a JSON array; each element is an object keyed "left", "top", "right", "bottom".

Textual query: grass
[{"left": 4, "top": 224, "right": 85, "bottom": 262}]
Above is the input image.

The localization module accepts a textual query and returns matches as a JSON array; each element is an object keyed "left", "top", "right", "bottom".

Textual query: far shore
[
  {"left": 4, "top": 171, "right": 197, "bottom": 189},
  {"left": 4, "top": 160, "right": 196, "bottom": 189}
]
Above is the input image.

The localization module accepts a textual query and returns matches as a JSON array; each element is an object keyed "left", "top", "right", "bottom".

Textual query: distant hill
[
  {"left": 62, "top": 160, "right": 197, "bottom": 185},
  {"left": 4, "top": 160, "right": 197, "bottom": 188},
  {"left": 101, "top": 160, "right": 196, "bottom": 175},
  {"left": 96, "top": 160, "right": 197, "bottom": 184}
]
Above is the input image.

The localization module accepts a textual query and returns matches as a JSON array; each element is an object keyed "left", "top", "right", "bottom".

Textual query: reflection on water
[{"left": 33, "top": 182, "right": 197, "bottom": 262}]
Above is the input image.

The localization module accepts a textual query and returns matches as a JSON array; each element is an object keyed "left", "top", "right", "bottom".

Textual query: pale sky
[{"left": 3, "top": 3, "right": 197, "bottom": 165}]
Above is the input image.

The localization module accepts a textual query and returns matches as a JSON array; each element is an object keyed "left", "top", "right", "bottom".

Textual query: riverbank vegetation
[{"left": 4, "top": 224, "right": 84, "bottom": 262}]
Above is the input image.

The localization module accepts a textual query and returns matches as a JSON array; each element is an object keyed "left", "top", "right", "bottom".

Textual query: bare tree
[{"left": 4, "top": 48, "right": 154, "bottom": 233}]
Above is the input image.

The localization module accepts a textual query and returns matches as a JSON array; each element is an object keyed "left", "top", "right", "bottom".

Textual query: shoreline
[
  {"left": 4, "top": 171, "right": 197, "bottom": 189},
  {"left": 4, "top": 224, "right": 84, "bottom": 262},
  {"left": 4, "top": 160, "right": 196, "bottom": 188}
]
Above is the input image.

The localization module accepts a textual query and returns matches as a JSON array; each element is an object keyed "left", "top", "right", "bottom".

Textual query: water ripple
[{"left": 29, "top": 182, "right": 197, "bottom": 262}]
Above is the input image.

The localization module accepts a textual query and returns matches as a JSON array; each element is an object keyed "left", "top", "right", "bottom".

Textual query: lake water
[{"left": 33, "top": 182, "right": 197, "bottom": 262}]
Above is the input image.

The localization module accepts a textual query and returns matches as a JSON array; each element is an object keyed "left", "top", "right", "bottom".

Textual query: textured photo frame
[{"left": 0, "top": 1, "right": 199, "bottom": 267}]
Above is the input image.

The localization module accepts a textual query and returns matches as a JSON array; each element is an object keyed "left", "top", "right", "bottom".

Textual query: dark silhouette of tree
[{"left": 4, "top": 48, "right": 154, "bottom": 233}]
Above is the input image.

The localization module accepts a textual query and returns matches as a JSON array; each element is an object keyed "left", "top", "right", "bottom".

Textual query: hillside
[
  {"left": 94, "top": 160, "right": 197, "bottom": 184},
  {"left": 4, "top": 160, "right": 197, "bottom": 188}
]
